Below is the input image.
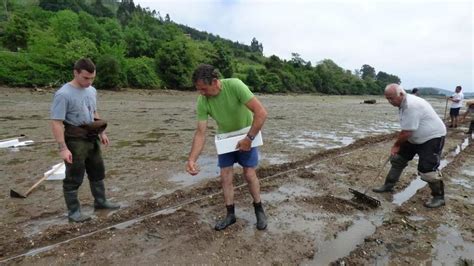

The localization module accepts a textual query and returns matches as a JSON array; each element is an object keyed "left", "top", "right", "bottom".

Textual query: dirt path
[{"left": 1, "top": 88, "right": 472, "bottom": 264}]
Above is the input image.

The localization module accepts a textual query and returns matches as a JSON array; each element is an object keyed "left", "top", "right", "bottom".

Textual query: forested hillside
[{"left": 0, "top": 0, "right": 401, "bottom": 94}]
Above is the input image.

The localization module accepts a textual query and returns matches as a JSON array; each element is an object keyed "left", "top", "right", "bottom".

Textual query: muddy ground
[{"left": 0, "top": 87, "right": 472, "bottom": 265}]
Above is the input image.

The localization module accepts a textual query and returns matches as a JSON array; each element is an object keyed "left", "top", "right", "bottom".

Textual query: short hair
[
  {"left": 385, "top": 83, "right": 405, "bottom": 95},
  {"left": 411, "top": 88, "right": 419, "bottom": 94},
  {"left": 192, "top": 64, "right": 220, "bottom": 85},
  {"left": 74, "top": 58, "right": 95, "bottom": 73}
]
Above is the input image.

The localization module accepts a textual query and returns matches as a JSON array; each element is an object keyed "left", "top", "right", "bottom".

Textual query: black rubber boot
[
  {"left": 424, "top": 181, "right": 445, "bottom": 208},
  {"left": 64, "top": 190, "right": 91, "bottom": 223},
  {"left": 215, "top": 204, "right": 236, "bottom": 231},
  {"left": 465, "top": 121, "right": 474, "bottom": 134},
  {"left": 373, "top": 155, "right": 407, "bottom": 193},
  {"left": 372, "top": 167, "right": 403, "bottom": 193},
  {"left": 254, "top": 202, "right": 267, "bottom": 230},
  {"left": 90, "top": 180, "right": 120, "bottom": 210}
]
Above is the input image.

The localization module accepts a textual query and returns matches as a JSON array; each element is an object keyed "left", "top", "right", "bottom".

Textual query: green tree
[
  {"left": 49, "top": 10, "right": 80, "bottom": 42},
  {"left": 264, "top": 55, "right": 283, "bottom": 70},
  {"left": 290, "top": 52, "right": 306, "bottom": 67},
  {"left": 124, "top": 26, "right": 152, "bottom": 57},
  {"left": 261, "top": 72, "right": 282, "bottom": 93},
  {"left": 376, "top": 71, "right": 400, "bottom": 85},
  {"left": 155, "top": 37, "right": 197, "bottom": 89},
  {"left": 360, "top": 64, "right": 376, "bottom": 80},
  {"left": 95, "top": 54, "right": 122, "bottom": 90},
  {"left": 2, "top": 14, "right": 29, "bottom": 51},
  {"left": 245, "top": 67, "right": 262, "bottom": 92},
  {"left": 64, "top": 38, "right": 98, "bottom": 66},
  {"left": 250, "top": 37, "right": 263, "bottom": 54},
  {"left": 212, "top": 41, "right": 233, "bottom": 78},
  {"left": 126, "top": 57, "right": 161, "bottom": 89}
]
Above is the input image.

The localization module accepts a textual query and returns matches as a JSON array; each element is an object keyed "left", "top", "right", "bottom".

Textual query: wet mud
[{"left": 0, "top": 88, "right": 472, "bottom": 264}]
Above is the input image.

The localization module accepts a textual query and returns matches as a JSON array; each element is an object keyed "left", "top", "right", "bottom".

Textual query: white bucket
[{"left": 214, "top": 126, "right": 263, "bottom": 155}]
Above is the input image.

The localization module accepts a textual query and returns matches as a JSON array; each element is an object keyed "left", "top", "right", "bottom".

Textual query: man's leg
[
  {"left": 87, "top": 140, "right": 119, "bottom": 210},
  {"left": 373, "top": 153, "right": 412, "bottom": 193},
  {"left": 215, "top": 166, "right": 236, "bottom": 231},
  {"left": 243, "top": 167, "right": 267, "bottom": 230},
  {"left": 238, "top": 148, "right": 267, "bottom": 230},
  {"left": 63, "top": 139, "right": 91, "bottom": 222},
  {"left": 467, "top": 120, "right": 474, "bottom": 134},
  {"left": 418, "top": 137, "right": 445, "bottom": 208}
]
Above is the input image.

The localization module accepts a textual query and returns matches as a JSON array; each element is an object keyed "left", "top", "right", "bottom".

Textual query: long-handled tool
[
  {"left": 444, "top": 97, "right": 449, "bottom": 121},
  {"left": 349, "top": 156, "right": 390, "bottom": 208},
  {"left": 10, "top": 163, "right": 64, "bottom": 198}
]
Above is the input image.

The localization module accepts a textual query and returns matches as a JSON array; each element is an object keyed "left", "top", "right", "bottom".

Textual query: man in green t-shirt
[{"left": 186, "top": 64, "right": 268, "bottom": 231}]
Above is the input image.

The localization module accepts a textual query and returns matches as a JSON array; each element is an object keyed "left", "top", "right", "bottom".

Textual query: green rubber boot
[
  {"left": 90, "top": 180, "right": 120, "bottom": 210},
  {"left": 64, "top": 190, "right": 91, "bottom": 223}
]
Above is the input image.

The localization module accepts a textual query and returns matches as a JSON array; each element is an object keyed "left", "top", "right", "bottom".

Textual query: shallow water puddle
[
  {"left": 169, "top": 155, "right": 219, "bottom": 186},
  {"left": 291, "top": 131, "right": 355, "bottom": 149},
  {"left": 450, "top": 178, "right": 472, "bottom": 189},
  {"left": 432, "top": 224, "right": 474, "bottom": 264},
  {"left": 312, "top": 215, "right": 378, "bottom": 265},
  {"left": 261, "top": 183, "right": 314, "bottom": 203}
]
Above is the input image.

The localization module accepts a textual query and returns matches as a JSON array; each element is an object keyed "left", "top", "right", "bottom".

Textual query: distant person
[
  {"left": 50, "top": 58, "right": 120, "bottom": 223},
  {"left": 448, "top": 85, "right": 464, "bottom": 128},
  {"left": 186, "top": 64, "right": 268, "bottom": 231},
  {"left": 461, "top": 100, "right": 474, "bottom": 134},
  {"left": 411, "top": 88, "right": 419, "bottom": 96},
  {"left": 373, "top": 84, "right": 447, "bottom": 208}
]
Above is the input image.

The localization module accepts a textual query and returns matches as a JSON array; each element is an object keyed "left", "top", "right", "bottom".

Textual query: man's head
[
  {"left": 73, "top": 58, "right": 96, "bottom": 88},
  {"left": 455, "top": 85, "right": 462, "bottom": 93},
  {"left": 192, "top": 64, "right": 221, "bottom": 97},
  {"left": 384, "top": 83, "right": 406, "bottom": 107},
  {"left": 412, "top": 88, "right": 419, "bottom": 96}
]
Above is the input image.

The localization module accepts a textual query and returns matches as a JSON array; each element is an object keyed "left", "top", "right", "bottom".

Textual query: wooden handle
[
  {"left": 24, "top": 163, "right": 64, "bottom": 196},
  {"left": 375, "top": 157, "right": 391, "bottom": 180}
]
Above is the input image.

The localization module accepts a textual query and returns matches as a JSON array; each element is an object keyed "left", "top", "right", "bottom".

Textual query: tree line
[{"left": 0, "top": 0, "right": 401, "bottom": 94}]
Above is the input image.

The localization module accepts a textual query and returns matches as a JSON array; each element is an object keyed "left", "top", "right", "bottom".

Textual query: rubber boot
[
  {"left": 424, "top": 181, "right": 445, "bottom": 208},
  {"left": 215, "top": 204, "right": 236, "bottom": 231},
  {"left": 373, "top": 155, "right": 407, "bottom": 193},
  {"left": 64, "top": 190, "right": 91, "bottom": 223},
  {"left": 254, "top": 202, "right": 267, "bottom": 230},
  {"left": 465, "top": 121, "right": 474, "bottom": 134},
  {"left": 90, "top": 180, "right": 120, "bottom": 210}
]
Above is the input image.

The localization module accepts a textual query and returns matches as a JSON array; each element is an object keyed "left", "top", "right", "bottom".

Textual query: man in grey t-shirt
[
  {"left": 373, "top": 84, "right": 447, "bottom": 208},
  {"left": 50, "top": 58, "right": 119, "bottom": 223}
]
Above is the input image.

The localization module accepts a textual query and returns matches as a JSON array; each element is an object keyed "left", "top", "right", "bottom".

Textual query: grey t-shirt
[
  {"left": 50, "top": 83, "right": 97, "bottom": 126},
  {"left": 399, "top": 94, "right": 447, "bottom": 144}
]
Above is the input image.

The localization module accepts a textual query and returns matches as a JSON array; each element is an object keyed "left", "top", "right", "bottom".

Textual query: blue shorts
[
  {"left": 218, "top": 147, "right": 259, "bottom": 168},
  {"left": 450, "top": 107, "right": 460, "bottom": 116}
]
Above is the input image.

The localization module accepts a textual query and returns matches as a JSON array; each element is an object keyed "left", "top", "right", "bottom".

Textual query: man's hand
[
  {"left": 236, "top": 137, "right": 252, "bottom": 151},
  {"left": 390, "top": 145, "right": 400, "bottom": 156},
  {"left": 100, "top": 132, "right": 109, "bottom": 146},
  {"left": 186, "top": 160, "right": 200, "bottom": 176},
  {"left": 60, "top": 149, "right": 73, "bottom": 164}
]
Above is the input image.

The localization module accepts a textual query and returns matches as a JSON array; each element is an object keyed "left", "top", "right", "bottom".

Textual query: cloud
[{"left": 137, "top": 0, "right": 473, "bottom": 91}]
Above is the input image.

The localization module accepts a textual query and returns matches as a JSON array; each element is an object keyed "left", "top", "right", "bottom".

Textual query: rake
[
  {"left": 10, "top": 163, "right": 64, "bottom": 198},
  {"left": 349, "top": 156, "right": 390, "bottom": 208}
]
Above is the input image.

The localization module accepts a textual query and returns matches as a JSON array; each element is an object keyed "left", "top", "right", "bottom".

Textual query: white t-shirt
[
  {"left": 399, "top": 94, "right": 447, "bottom": 144},
  {"left": 450, "top": 92, "right": 464, "bottom": 108}
]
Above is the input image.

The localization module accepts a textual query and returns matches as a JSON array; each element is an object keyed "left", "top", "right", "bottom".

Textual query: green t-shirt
[{"left": 197, "top": 78, "right": 254, "bottom": 133}]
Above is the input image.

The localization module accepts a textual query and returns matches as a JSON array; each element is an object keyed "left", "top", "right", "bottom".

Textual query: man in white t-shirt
[
  {"left": 448, "top": 85, "right": 464, "bottom": 128},
  {"left": 373, "top": 84, "right": 447, "bottom": 208}
]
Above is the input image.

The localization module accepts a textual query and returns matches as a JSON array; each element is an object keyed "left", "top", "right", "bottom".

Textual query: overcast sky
[{"left": 136, "top": 0, "right": 473, "bottom": 92}]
